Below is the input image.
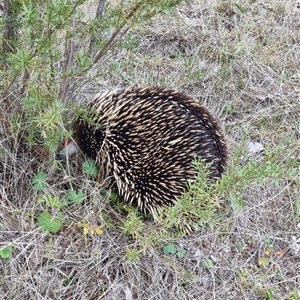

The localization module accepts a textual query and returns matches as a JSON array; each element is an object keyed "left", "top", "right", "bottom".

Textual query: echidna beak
[{"left": 56, "top": 141, "right": 79, "bottom": 161}]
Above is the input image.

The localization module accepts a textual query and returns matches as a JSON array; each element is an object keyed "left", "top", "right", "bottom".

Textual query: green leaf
[
  {"left": 203, "top": 259, "right": 214, "bottom": 268},
  {"left": 264, "top": 237, "right": 272, "bottom": 245},
  {"left": 100, "top": 188, "right": 110, "bottom": 198},
  {"left": 258, "top": 257, "right": 269, "bottom": 267},
  {"left": 67, "top": 190, "right": 85, "bottom": 204},
  {"left": 32, "top": 171, "right": 47, "bottom": 191},
  {"left": 61, "top": 191, "right": 85, "bottom": 207},
  {"left": 234, "top": 3, "right": 245, "bottom": 14},
  {"left": 38, "top": 194, "right": 61, "bottom": 209},
  {"left": 8, "top": 50, "right": 32, "bottom": 73},
  {"left": 100, "top": 189, "right": 119, "bottom": 201},
  {"left": 177, "top": 249, "right": 186, "bottom": 258},
  {"left": 163, "top": 243, "right": 177, "bottom": 255},
  {"left": 38, "top": 212, "right": 62, "bottom": 233},
  {"left": 83, "top": 161, "right": 98, "bottom": 178},
  {"left": 0, "top": 246, "right": 12, "bottom": 259}
]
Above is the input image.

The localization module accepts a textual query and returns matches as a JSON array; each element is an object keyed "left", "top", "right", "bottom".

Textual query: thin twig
[
  {"left": 58, "top": 18, "right": 76, "bottom": 105},
  {"left": 1, "top": 0, "right": 14, "bottom": 57},
  {"left": 69, "top": 2, "right": 142, "bottom": 87},
  {"left": 92, "top": 2, "right": 142, "bottom": 66},
  {"left": 89, "top": 0, "right": 107, "bottom": 51},
  {"left": 19, "top": 69, "right": 30, "bottom": 99}
]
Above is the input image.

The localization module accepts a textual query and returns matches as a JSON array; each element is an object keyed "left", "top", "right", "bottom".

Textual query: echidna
[{"left": 58, "top": 86, "right": 227, "bottom": 219}]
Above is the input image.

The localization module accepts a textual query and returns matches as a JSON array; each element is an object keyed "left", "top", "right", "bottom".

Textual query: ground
[{"left": 1, "top": 0, "right": 300, "bottom": 299}]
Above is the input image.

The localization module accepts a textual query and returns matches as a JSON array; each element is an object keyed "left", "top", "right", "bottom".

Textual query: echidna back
[{"left": 73, "top": 87, "right": 227, "bottom": 217}]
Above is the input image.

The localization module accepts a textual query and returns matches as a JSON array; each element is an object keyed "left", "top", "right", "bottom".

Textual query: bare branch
[
  {"left": 58, "top": 18, "right": 76, "bottom": 105},
  {"left": 89, "top": 0, "right": 106, "bottom": 52},
  {"left": 2, "top": 0, "right": 10, "bottom": 55},
  {"left": 92, "top": 2, "right": 142, "bottom": 66},
  {"left": 96, "top": 0, "right": 106, "bottom": 18}
]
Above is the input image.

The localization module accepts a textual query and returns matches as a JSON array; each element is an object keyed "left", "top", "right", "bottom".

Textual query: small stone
[
  {"left": 223, "top": 246, "right": 231, "bottom": 253},
  {"left": 290, "top": 236, "right": 300, "bottom": 255},
  {"left": 194, "top": 249, "right": 202, "bottom": 258},
  {"left": 210, "top": 254, "right": 218, "bottom": 262},
  {"left": 247, "top": 141, "right": 264, "bottom": 154}
]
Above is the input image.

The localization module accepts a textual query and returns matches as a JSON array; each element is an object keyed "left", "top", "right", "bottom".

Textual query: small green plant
[
  {"left": 257, "top": 256, "right": 270, "bottom": 268},
  {"left": 33, "top": 190, "right": 65, "bottom": 235},
  {"left": 38, "top": 194, "right": 61, "bottom": 209},
  {"left": 83, "top": 160, "right": 98, "bottom": 178},
  {"left": 37, "top": 212, "right": 62, "bottom": 233},
  {"left": 32, "top": 171, "right": 48, "bottom": 191},
  {"left": 163, "top": 243, "right": 186, "bottom": 258},
  {"left": 177, "top": 248, "right": 186, "bottom": 258},
  {"left": 223, "top": 102, "right": 237, "bottom": 117},
  {"left": 125, "top": 247, "right": 141, "bottom": 262},
  {"left": 295, "top": 194, "right": 300, "bottom": 220},
  {"left": 36, "top": 189, "right": 86, "bottom": 234},
  {"left": 289, "top": 289, "right": 300, "bottom": 300},
  {"left": 33, "top": 168, "right": 86, "bottom": 233},
  {"left": 100, "top": 189, "right": 119, "bottom": 202},
  {"left": 121, "top": 208, "right": 145, "bottom": 238},
  {"left": 62, "top": 277, "right": 72, "bottom": 287},
  {"left": 157, "top": 159, "right": 217, "bottom": 232},
  {"left": 264, "top": 237, "right": 272, "bottom": 245},
  {"left": 263, "top": 288, "right": 277, "bottom": 300},
  {"left": 0, "top": 245, "right": 13, "bottom": 260},
  {"left": 203, "top": 259, "right": 214, "bottom": 269},
  {"left": 236, "top": 269, "right": 250, "bottom": 286},
  {"left": 163, "top": 243, "right": 177, "bottom": 255},
  {"left": 234, "top": 3, "right": 245, "bottom": 14},
  {"left": 62, "top": 190, "right": 85, "bottom": 206}
]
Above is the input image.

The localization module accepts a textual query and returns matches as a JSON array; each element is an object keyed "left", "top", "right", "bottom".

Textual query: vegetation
[{"left": 1, "top": 0, "right": 300, "bottom": 299}]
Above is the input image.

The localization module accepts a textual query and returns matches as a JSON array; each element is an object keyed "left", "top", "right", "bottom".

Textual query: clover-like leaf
[
  {"left": 163, "top": 243, "right": 177, "bottom": 255},
  {"left": 32, "top": 171, "right": 47, "bottom": 191},
  {"left": 67, "top": 190, "right": 85, "bottom": 204},
  {"left": 177, "top": 249, "right": 186, "bottom": 258},
  {"left": 38, "top": 212, "right": 62, "bottom": 233},
  {"left": 83, "top": 161, "right": 98, "bottom": 178},
  {"left": 0, "top": 246, "right": 12, "bottom": 259}
]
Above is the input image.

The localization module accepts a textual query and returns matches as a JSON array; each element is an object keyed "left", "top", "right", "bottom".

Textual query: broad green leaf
[
  {"left": 38, "top": 212, "right": 62, "bottom": 233},
  {"left": 32, "top": 171, "right": 47, "bottom": 191},
  {"left": 0, "top": 246, "right": 12, "bottom": 259},
  {"left": 177, "top": 249, "right": 186, "bottom": 258},
  {"left": 67, "top": 190, "right": 85, "bottom": 204},
  {"left": 163, "top": 244, "right": 177, "bottom": 255}
]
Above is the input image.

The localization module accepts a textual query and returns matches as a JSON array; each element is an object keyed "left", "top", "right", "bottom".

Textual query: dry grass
[{"left": 1, "top": 0, "right": 300, "bottom": 299}]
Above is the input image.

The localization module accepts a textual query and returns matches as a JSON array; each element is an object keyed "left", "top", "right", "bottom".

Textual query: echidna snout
[{"left": 56, "top": 141, "right": 79, "bottom": 161}]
